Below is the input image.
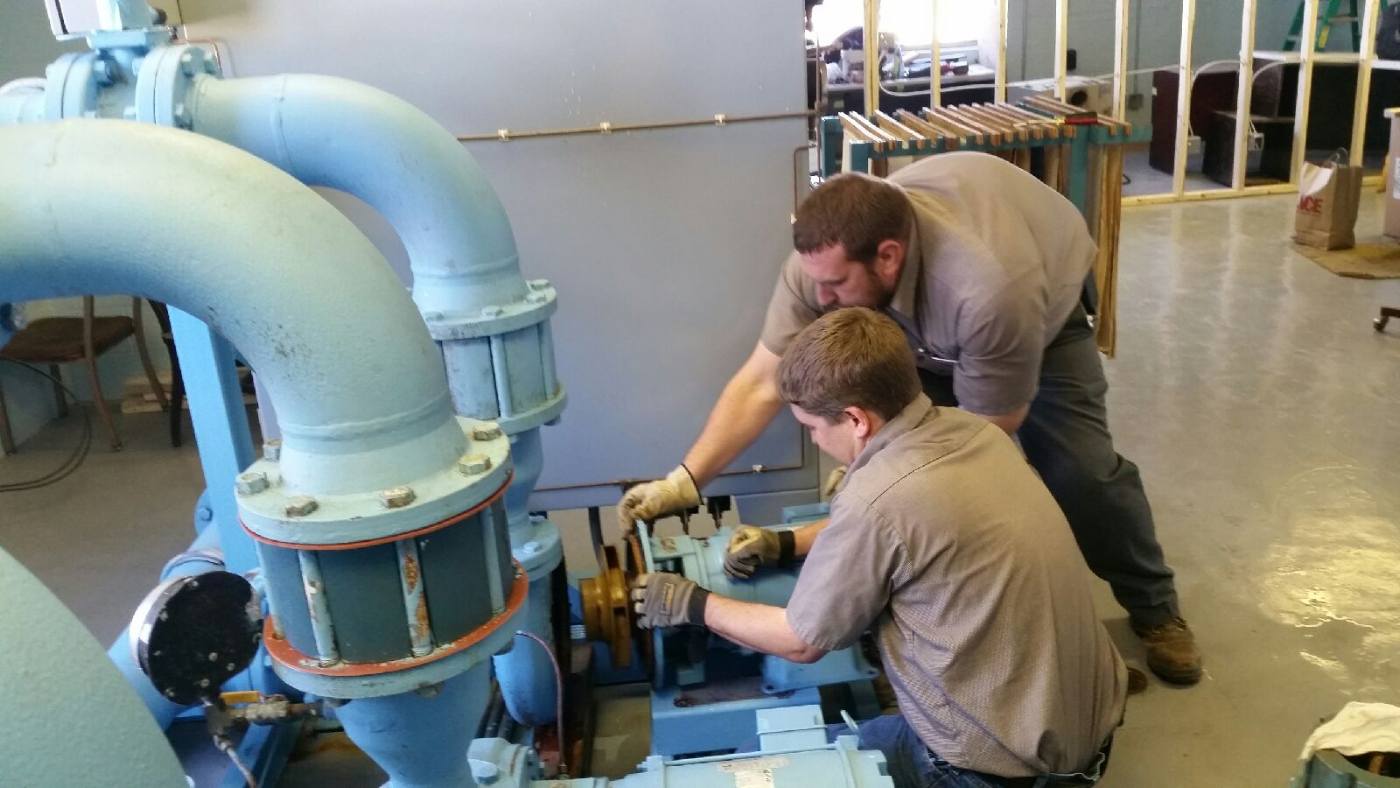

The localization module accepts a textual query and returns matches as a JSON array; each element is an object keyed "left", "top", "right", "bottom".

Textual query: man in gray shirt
[
  {"left": 619, "top": 152, "right": 1200, "bottom": 684},
  {"left": 631, "top": 308, "right": 1127, "bottom": 787}
]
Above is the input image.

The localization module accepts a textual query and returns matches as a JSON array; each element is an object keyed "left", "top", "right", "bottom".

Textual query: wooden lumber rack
[{"left": 818, "top": 98, "right": 1148, "bottom": 356}]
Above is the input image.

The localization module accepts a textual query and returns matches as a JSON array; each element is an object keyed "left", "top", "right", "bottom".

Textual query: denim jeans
[
  {"left": 828, "top": 714, "right": 1109, "bottom": 788},
  {"left": 915, "top": 303, "right": 1179, "bottom": 627}
]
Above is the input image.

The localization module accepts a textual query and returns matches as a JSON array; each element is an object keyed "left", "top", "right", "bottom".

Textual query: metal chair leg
[
  {"left": 83, "top": 350, "right": 122, "bottom": 451},
  {"left": 1374, "top": 306, "right": 1400, "bottom": 332},
  {"left": 133, "top": 298, "right": 169, "bottom": 411},
  {"left": 0, "top": 375, "right": 15, "bottom": 455},
  {"left": 48, "top": 364, "right": 69, "bottom": 418}
]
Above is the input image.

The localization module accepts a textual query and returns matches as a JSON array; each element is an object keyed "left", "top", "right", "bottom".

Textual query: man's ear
[
  {"left": 873, "top": 238, "right": 905, "bottom": 278},
  {"left": 845, "top": 406, "right": 874, "bottom": 439}
]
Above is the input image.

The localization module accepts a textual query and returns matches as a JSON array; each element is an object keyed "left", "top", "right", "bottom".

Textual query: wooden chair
[{"left": 0, "top": 297, "right": 168, "bottom": 451}]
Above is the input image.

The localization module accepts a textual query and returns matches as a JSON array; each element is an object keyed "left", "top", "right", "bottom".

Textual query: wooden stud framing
[
  {"left": 930, "top": 0, "right": 942, "bottom": 107},
  {"left": 995, "top": 0, "right": 1009, "bottom": 103},
  {"left": 1232, "top": 0, "right": 1258, "bottom": 189},
  {"left": 1112, "top": 0, "right": 1132, "bottom": 120},
  {"left": 1349, "top": 0, "right": 1382, "bottom": 167},
  {"left": 863, "top": 0, "right": 881, "bottom": 117},
  {"left": 1290, "top": 0, "right": 1320, "bottom": 183},
  {"left": 1055, "top": 0, "right": 1070, "bottom": 100},
  {"left": 1171, "top": 0, "right": 1197, "bottom": 196}
]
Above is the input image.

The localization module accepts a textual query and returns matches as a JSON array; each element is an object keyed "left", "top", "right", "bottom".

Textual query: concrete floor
[{"left": 3, "top": 192, "right": 1400, "bottom": 785}]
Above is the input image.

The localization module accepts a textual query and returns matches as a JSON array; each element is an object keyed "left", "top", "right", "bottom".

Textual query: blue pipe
[
  {"left": 334, "top": 668, "right": 491, "bottom": 788},
  {"left": 493, "top": 430, "right": 564, "bottom": 725},
  {"left": 187, "top": 74, "right": 528, "bottom": 317},
  {"left": 0, "top": 120, "right": 469, "bottom": 499}
]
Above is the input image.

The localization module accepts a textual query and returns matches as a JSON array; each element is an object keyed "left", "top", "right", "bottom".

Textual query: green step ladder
[{"left": 1284, "top": 0, "right": 1360, "bottom": 51}]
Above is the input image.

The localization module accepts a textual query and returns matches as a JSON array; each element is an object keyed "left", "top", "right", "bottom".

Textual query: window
[{"left": 810, "top": 0, "right": 992, "bottom": 48}]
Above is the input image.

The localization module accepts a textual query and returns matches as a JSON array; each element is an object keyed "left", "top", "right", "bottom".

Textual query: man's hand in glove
[
  {"left": 616, "top": 465, "right": 701, "bottom": 536},
  {"left": 723, "top": 526, "right": 796, "bottom": 579},
  {"left": 631, "top": 572, "right": 710, "bottom": 629}
]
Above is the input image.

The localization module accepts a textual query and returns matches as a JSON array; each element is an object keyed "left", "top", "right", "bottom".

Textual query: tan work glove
[
  {"left": 631, "top": 572, "right": 710, "bottom": 628},
  {"left": 723, "top": 526, "right": 797, "bottom": 579},
  {"left": 616, "top": 465, "right": 701, "bottom": 536},
  {"left": 821, "top": 465, "right": 848, "bottom": 500}
]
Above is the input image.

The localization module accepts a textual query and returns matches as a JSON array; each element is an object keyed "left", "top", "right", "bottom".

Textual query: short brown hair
[
  {"left": 792, "top": 173, "right": 913, "bottom": 263},
  {"left": 778, "top": 307, "right": 921, "bottom": 422}
]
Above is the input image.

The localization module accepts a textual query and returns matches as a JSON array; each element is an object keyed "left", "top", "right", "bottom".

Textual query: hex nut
[
  {"left": 380, "top": 486, "right": 416, "bottom": 509},
  {"left": 263, "top": 439, "right": 282, "bottom": 461},
  {"left": 284, "top": 496, "right": 319, "bottom": 518},
  {"left": 528, "top": 278, "right": 550, "bottom": 291},
  {"left": 236, "top": 471, "right": 269, "bottom": 496},
  {"left": 459, "top": 454, "right": 493, "bottom": 475},
  {"left": 525, "top": 291, "right": 549, "bottom": 305},
  {"left": 472, "top": 424, "right": 503, "bottom": 441}
]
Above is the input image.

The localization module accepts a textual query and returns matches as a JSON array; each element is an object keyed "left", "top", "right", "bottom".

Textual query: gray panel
[
  {"left": 418, "top": 518, "right": 494, "bottom": 642},
  {"left": 319, "top": 544, "right": 412, "bottom": 663},
  {"left": 180, "top": 0, "right": 820, "bottom": 504}
]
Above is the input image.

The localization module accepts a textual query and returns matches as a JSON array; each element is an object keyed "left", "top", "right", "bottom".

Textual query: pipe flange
[
  {"left": 423, "top": 282, "right": 558, "bottom": 341},
  {"left": 495, "top": 388, "right": 567, "bottom": 436},
  {"left": 510, "top": 517, "right": 563, "bottom": 580},
  {"left": 44, "top": 52, "right": 102, "bottom": 120},
  {"left": 134, "top": 43, "right": 221, "bottom": 129},
  {"left": 237, "top": 417, "right": 512, "bottom": 546},
  {"left": 265, "top": 565, "right": 528, "bottom": 699}
]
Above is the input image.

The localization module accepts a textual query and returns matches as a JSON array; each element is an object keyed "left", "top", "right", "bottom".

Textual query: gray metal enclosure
[{"left": 174, "top": 0, "right": 819, "bottom": 510}]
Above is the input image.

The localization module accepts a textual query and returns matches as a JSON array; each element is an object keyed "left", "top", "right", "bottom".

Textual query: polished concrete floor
[{"left": 3, "top": 192, "right": 1400, "bottom": 785}]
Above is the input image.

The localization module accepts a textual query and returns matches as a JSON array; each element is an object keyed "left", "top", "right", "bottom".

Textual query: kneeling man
[{"left": 631, "top": 307, "right": 1127, "bottom": 788}]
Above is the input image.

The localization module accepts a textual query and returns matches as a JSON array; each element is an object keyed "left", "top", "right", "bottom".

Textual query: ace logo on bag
[{"left": 1294, "top": 150, "right": 1363, "bottom": 250}]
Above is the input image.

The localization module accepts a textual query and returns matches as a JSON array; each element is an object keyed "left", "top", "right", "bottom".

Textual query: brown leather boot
[{"left": 1132, "top": 617, "right": 1202, "bottom": 685}]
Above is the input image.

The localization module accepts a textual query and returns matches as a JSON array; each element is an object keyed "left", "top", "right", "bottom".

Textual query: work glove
[
  {"left": 723, "top": 526, "right": 797, "bottom": 579},
  {"left": 631, "top": 572, "right": 710, "bottom": 629},
  {"left": 616, "top": 465, "right": 701, "bottom": 537},
  {"left": 821, "top": 465, "right": 848, "bottom": 500}
]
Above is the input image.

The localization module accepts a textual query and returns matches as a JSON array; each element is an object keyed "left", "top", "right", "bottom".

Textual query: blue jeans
[{"left": 828, "top": 714, "right": 1109, "bottom": 788}]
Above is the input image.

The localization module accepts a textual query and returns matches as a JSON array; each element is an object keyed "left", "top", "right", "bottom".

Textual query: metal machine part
[
  {"left": 130, "top": 570, "right": 261, "bottom": 706},
  {"left": 468, "top": 705, "right": 894, "bottom": 788},
  {"left": 578, "top": 521, "right": 879, "bottom": 756},
  {"left": 244, "top": 419, "right": 525, "bottom": 699}
]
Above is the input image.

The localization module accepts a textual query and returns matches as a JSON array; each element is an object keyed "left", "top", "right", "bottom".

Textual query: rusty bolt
[
  {"left": 473, "top": 424, "right": 503, "bottom": 441},
  {"left": 380, "top": 486, "right": 416, "bottom": 509},
  {"left": 263, "top": 439, "right": 282, "bottom": 461},
  {"left": 316, "top": 657, "right": 340, "bottom": 668},
  {"left": 284, "top": 496, "right": 319, "bottom": 518},
  {"left": 236, "top": 471, "right": 269, "bottom": 496},
  {"left": 481, "top": 305, "right": 505, "bottom": 318},
  {"left": 458, "top": 454, "right": 492, "bottom": 475}
]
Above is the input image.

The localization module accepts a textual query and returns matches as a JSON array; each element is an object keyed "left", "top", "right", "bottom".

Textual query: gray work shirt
[
  {"left": 785, "top": 396, "right": 1127, "bottom": 777},
  {"left": 760, "top": 152, "right": 1097, "bottom": 415}
]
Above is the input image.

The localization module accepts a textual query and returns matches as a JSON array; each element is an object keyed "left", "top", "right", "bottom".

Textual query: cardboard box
[{"left": 1385, "top": 108, "right": 1400, "bottom": 239}]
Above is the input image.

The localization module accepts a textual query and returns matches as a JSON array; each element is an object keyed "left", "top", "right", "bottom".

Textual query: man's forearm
[
  {"left": 792, "top": 518, "right": 829, "bottom": 557},
  {"left": 703, "top": 595, "right": 826, "bottom": 664},
  {"left": 682, "top": 359, "right": 784, "bottom": 486}
]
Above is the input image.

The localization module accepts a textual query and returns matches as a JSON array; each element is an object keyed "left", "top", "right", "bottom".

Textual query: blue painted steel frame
[
  {"left": 650, "top": 685, "right": 823, "bottom": 757},
  {"left": 168, "top": 309, "right": 259, "bottom": 574}
]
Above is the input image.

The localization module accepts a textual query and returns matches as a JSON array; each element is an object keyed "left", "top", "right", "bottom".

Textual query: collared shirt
[
  {"left": 785, "top": 396, "right": 1127, "bottom": 777},
  {"left": 760, "top": 152, "right": 1097, "bottom": 415}
]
